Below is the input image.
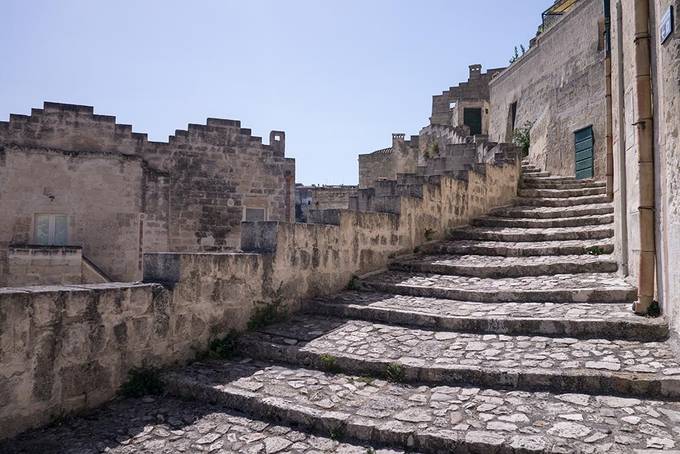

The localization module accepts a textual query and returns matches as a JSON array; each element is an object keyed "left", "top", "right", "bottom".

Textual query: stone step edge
[
  {"left": 420, "top": 241, "right": 616, "bottom": 257},
  {"left": 472, "top": 215, "right": 614, "bottom": 228},
  {"left": 306, "top": 300, "right": 668, "bottom": 341},
  {"left": 160, "top": 369, "right": 545, "bottom": 454},
  {"left": 388, "top": 258, "right": 619, "bottom": 278},
  {"left": 491, "top": 205, "right": 614, "bottom": 220},
  {"left": 237, "top": 338, "right": 680, "bottom": 400},
  {"left": 360, "top": 280, "right": 637, "bottom": 304}
]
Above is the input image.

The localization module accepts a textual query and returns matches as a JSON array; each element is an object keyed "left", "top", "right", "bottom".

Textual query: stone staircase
[{"left": 160, "top": 163, "right": 680, "bottom": 452}]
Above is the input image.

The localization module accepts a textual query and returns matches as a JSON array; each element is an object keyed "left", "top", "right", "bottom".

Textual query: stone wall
[
  {"left": 0, "top": 143, "right": 146, "bottom": 283},
  {"left": 431, "top": 64, "right": 505, "bottom": 130},
  {"left": 295, "top": 185, "right": 358, "bottom": 222},
  {"left": 0, "top": 151, "right": 520, "bottom": 440},
  {"left": 0, "top": 103, "right": 295, "bottom": 284},
  {"left": 610, "top": 0, "right": 680, "bottom": 332},
  {"left": 6, "top": 246, "right": 83, "bottom": 286},
  {"left": 488, "top": 0, "right": 606, "bottom": 178}
]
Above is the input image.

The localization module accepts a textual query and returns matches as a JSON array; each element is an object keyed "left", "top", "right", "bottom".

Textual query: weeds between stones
[
  {"left": 319, "top": 354, "right": 341, "bottom": 373},
  {"left": 384, "top": 363, "right": 405, "bottom": 382}
]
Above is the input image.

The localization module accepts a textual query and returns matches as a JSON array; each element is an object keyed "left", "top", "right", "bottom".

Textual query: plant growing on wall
[
  {"left": 512, "top": 122, "right": 533, "bottom": 157},
  {"left": 509, "top": 44, "right": 527, "bottom": 64}
]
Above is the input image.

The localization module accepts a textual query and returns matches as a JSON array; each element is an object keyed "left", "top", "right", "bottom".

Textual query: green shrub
[
  {"left": 120, "top": 368, "right": 164, "bottom": 397},
  {"left": 319, "top": 354, "right": 341, "bottom": 373},
  {"left": 347, "top": 274, "right": 361, "bottom": 291},
  {"left": 513, "top": 121, "right": 533, "bottom": 157},
  {"left": 248, "top": 302, "right": 286, "bottom": 330},
  {"left": 585, "top": 246, "right": 605, "bottom": 256},
  {"left": 384, "top": 363, "right": 406, "bottom": 382},
  {"left": 207, "top": 330, "right": 240, "bottom": 359},
  {"left": 424, "top": 228, "right": 435, "bottom": 241},
  {"left": 647, "top": 301, "right": 661, "bottom": 318}
]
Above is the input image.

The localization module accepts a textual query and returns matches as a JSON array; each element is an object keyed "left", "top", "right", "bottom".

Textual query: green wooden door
[
  {"left": 574, "top": 126, "right": 594, "bottom": 179},
  {"left": 463, "top": 108, "right": 482, "bottom": 136}
]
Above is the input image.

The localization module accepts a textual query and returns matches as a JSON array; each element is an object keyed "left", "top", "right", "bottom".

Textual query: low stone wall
[
  {"left": 0, "top": 157, "right": 519, "bottom": 441},
  {"left": 7, "top": 246, "right": 83, "bottom": 286}
]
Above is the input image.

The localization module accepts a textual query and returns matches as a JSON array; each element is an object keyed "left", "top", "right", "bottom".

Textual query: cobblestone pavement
[
  {"left": 490, "top": 202, "right": 613, "bottom": 218},
  {"left": 244, "top": 316, "right": 680, "bottom": 378},
  {"left": 0, "top": 396, "right": 404, "bottom": 454},
  {"left": 391, "top": 254, "right": 617, "bottom": 277},
  {"left": 450, "top": 224, "right": 614, "bottom": 241},
  {"left": 312, "top": 291, "right": 652, "bottom": 324},
  {"left": 163, "top": 360, "right": 680, "bottom": 453},
  {"left": 362, "top": 271, "right": 637, "bottom": 303}
]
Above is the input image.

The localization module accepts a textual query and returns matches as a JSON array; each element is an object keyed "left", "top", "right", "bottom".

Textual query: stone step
[
  {"left": 162, "top": 359, "right": 680, "bottom": 454},
  {"left": 522, "top": 180, "right": 606, "bottom": 190},
  {"left": 448, "top": 225, "right": 614, "bottom": 242},
  {"left": 389, "top": 254, "right": 618, "bottom": 278},
  {"left": 307, "top": 291, "right": 668, "bottom": 341},
  {"left": 237, "top": 316, "right": 680, "bottom": 399},
  {"left": 0, "top": 394, "right": 395, "bottom": 454},
  {"left": 514, "top": 194, "right": 611, "bottom": 207},
  {"left": 522, "top": 176, "right": 582, "bottom": 183},
  {"left": 521, "top": 167, "right": 543, "bottom": 173},
  {"left": 472, "top": 213, "right": 614, "bottom": 229},
  {"left": 522, "top": 171, "right": 551, "bottom": 177},
  {"left": 421, "top": 238, "right": 615, "bottom": 257},
  {"left": 518, "top": 187, "right": 607, "bottom": 198},
  {"left": 490, "top": 203, "right": 614, "bottom": 219},
  {"left": 360, "top": 271, "right": 637, "bottom": 303}
]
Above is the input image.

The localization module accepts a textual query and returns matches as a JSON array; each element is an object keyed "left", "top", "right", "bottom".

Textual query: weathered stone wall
[
  {"left": 431, "top": 64, "right": 505, "bottom": 129},
  {"left": 0, "top": 103, "right": 295, "bottom": 284},
  {"left": 0, "top": 152, "right": 519, "bottom": 440},
  {"left": 358, "top": 126, "right": 471, "bottom": 190},
  {"left": 0, "top": 143, "right": 146, "bottom": 283},
  {"left": 488, "top": 0, "right": 606, "bottom": 178},
  {"left": 651, "top": 0, "right": 680, "bottom": 335},
  {"left": 6, "top": 246, "right": 83, "bottom": 286},
  {"left": 611, "top": 0, "right": 680, "bottom": 332},
  {"left": 295, "top": 185, "right": 357, "bottom": 222}
]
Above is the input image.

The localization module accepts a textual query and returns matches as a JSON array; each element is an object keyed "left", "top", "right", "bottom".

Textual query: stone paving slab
[
  {"left": 472, "top": 214, "right": 614, "bottom": 229},
  {"left": 0, "top": 396, "right": 404, "bottom": 454},
  {"left": 162, "top": 360, "right": 680, "bottom": 454},
  {"left": 361, "top": 271, "right": 637, "bottom": 303},
  {"left": 390, "top": 254, "right": 618, "bottom": 278},
  {"left": 306, "top": 291, "right": 667, "bottom": 341},
  {"left": 514, "top": 195, "right": 611, "bottom": 207},
  {"left": 521, "top": 180, "right": 607, "bottom": 190},
  {"left": 421, "top": 238, "right": 615, "bottom": 257},
  {"left": 449, "top": 224, "right": 614, "bottom": 242},
  {"left": 239, "top": 316, "right": 680, "bottom": 398},
  {"left": 490, "top": 203, "right": 614, "bottom": 219},
  {"left": 518, "top": 187, "right": 607, "bottom": 198}
]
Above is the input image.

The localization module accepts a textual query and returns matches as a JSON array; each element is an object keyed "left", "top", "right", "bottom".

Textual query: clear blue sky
[{"left": 2, "top": 0, "right": 549, "bottom": 185}]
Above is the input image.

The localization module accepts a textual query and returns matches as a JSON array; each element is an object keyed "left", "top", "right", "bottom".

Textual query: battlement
[{"left": 0, "top": 102, "right": 287, "bottom": 157}]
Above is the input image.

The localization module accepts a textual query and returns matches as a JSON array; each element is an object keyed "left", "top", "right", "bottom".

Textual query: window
[
  {"left": 34, "top": 214, "right": 68, "bottom": 245},
  {"left": 243, "top": 207, "right": 266, "bottom": 222}
]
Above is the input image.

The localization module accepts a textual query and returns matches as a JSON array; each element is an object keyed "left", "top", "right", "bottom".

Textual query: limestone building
[
  {"left": 0, "top": 102, "right": 295, "bottom": 285},
  {"left": 294, "top": 184, "right": 358, "bottom": 222},
  {"left": 608, "top": 0, "right": 680, "bottom": 327},
  {"left": 430, "top": 64, "right": 505, "bottom": 134},
  {"left": 488, "top": 0, "right": 607, "bottom": 179}
]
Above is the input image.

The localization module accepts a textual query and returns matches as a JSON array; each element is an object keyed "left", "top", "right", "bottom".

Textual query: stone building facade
[
  {"left": 430, "top": 64, "right": 505, "bottom": 134},
  {"left": 358, "top": 65, "right": 503, "bottom": 189},
  {"left": 0, "top": 102, "right": 295, "bottom": 284},
  {"left": 294, "top": 184, "right": 358, "bottom": 222},
  {"left": 488, "top": 0, "right": 607, "bottom": 178},
  {"left": 609, "top": 0, "right": 680, "bottom": 331}
]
